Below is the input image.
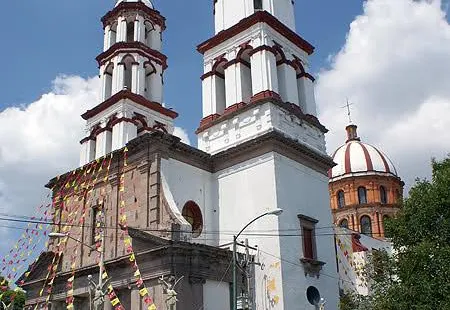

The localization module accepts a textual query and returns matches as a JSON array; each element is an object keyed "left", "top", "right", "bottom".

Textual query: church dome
[
  {"left": 329, "top": 125, "right": 398, "bottom": 180},
  {"left": 115, "top": 0, "right": 154, "bottom": 8}
]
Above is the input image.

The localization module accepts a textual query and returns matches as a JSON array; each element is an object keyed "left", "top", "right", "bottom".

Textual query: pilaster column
[
  {"left": 250, "top": 47, "right": 279, "bottom": 96},
  {"left": 95, "top": 123, "right": 112, "bottom": 159},
  {"left": 103, "top": 25, "right": 112, "bottom": 51},
  {"left": 148, "top": 65, "right": 163, "bottom": 103},
  {"left": 136, "top": 16, "right": 145, "bottom": 43},
  {"left": 137, "top": 61, "right": 146, "bottom": 96},
  {"left": 131, "top": 288, "right": 142, "bottom": 310},
  {"left": 118, "top": 17, "right": 127, "bottom": 42},
  {"left": 277, "top": 63, "right": 298, "bottom": 104},
  {"left": 224, "top": 63, "right": 238, "bottom": 108},
  {"left": 111, "top": 118, "right": 138, "bottom": 151},
  {"left": 115, "top": 63, "right": 125, "bottom": 93},
  {"left": 131, "top": 62, "right": 140, "bottom": 93},
  {"left": 80, "top": 138, "right": 96, "bottom": 166},
  {"left": 150, "top": 25, "right": 162, "bottom": 51}
]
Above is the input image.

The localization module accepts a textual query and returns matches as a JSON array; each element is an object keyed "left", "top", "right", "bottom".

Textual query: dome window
[
  {"left": 360, "top": 215, "right": 372, "bottom": 236},
  {"left": 337, "top": 190, "right": 345, "bottom": 209},
  {"left": 182, "top": 201, "right": 203, "bottom": 238},
  {"left": 380, "top": 186, "right": 387, "bottom": 204},
  {"left": 358, "top": 186, "right": 367, "bottom": 204}
]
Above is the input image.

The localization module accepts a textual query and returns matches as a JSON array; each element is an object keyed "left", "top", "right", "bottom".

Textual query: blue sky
[{"left": 0, "top": 0, "right": 362, "bottom": 138}]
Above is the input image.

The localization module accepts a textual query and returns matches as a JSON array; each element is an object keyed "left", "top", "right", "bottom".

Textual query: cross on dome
[{"left": 115, "top": 0, "right": 154, "bottom": 8}]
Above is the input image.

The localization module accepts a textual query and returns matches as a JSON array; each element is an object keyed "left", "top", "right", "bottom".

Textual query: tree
[{"left": 340, "top": 156, "right": 450, "bottom": 309}]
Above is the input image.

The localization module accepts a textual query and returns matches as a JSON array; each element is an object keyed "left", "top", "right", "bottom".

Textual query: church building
[{"left": 21, "top": 0, "right": 340, "bottom": 309}]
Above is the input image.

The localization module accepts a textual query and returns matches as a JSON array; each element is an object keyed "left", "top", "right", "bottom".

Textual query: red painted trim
[
  {"left": 223, "top": 58, "right": 251, "bottom": 69},
  {"left": 110, "top": 117, "right": 139, "bottom": 127},
  {"left": 196, "top": 92, "right": 328, "bottom": 134},
  {"left": 102, "top": 2, "right": 166, "bottom": 30},
  {"left": 96, "top": 42, "right": 168, "bottom": 69},
  {"left": 250, "top": 90, "right": 282, "bottom": 103},
  {"left": 198, "top": 113, "right": 221, "bottom": 129},
  {"left": 197, "top": 11, "right": 314, "bottom": 55},
  {"left": 224, "top": 102, "right": 247, "bottom": 114},
  {"left": 357, "top": 142, "right": 374, "bottom": 171},
  {"left": 248, "top": 45, "right": 277, "bottom": 57},
  {"left": 80, "top": 136, "right": 96, "bottom": 144},
  {"left": 297, "top": 72, "right": 316, "bottom": 82},
  {"left": 81, "top": 90, "right": 178, "bottom": 120},
  {"left": 200, "top": 71, "right": 225, "bottom": 80},
  {"left": 344, "top": 143, "right": 352, "bottom": 174},
  {"left": 372, "top": 146, "right": 391, "bottom": 173}
]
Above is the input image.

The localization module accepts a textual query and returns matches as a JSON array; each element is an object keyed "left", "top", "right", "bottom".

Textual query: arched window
[
  {"left": 380, "top": 186, "right": 387, "bottom": 204},
  {"left": 122, "top": 55, "right": 135, "bottom": 91},
  {"left": 103, "top": 63, "right": 114, "bottom": 100},
  {"left": 109, "top": 23, "right": 118, "bottom": 48},
  {"left": 182, "top": 201, "right": 203, "bottom": 238},
  {"left": 358, "top": 186, "right": 367, "bottom": 204},
  {"left": 212, "top": 59, "right": 227, "bottom": 114},
  {"left": 337, "top": 190, "right": 345, "bottom": 209},
  {"left": 360, "top": 215, "right": 372, "bottom": 236},
  {"left": 339, "top": 219, "right": 349, "bottom": 229},
  {"left": 126, "top": 21, "right": 135, "bottom": 42},
  {"left": 236, "top": 47, "right": 253, "bottom": 103}
]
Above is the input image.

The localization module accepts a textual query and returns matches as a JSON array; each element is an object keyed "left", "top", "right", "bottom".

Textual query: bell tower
[
  {"left": 79, "top": 0, "right": 178, "bottom": 166},
  {"left": 214, "top": 0, "right": 296, "bottom": 33},
  {"left": 197, "top": 0, "right": 326, "bottom": 155}
]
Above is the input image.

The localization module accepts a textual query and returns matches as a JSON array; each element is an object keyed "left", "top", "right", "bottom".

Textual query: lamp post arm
[
  {"left": 64, "top": 234, "right": 98, "bottom": 252},
  {"left": 235, "top": 212, "right": 269, "bottom": 240}
]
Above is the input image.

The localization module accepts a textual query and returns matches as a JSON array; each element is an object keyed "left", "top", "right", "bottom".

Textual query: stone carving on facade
[{"left": 158, "top": 275, "right": 184, "bottom": 310}]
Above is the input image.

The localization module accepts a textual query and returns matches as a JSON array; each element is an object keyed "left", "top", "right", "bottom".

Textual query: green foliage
[
  {"left": 0, "top": 275, "right": 25, "bottom": 310},
  {"left": 340, "top": 156, "right": 450, "bottom": 309}
]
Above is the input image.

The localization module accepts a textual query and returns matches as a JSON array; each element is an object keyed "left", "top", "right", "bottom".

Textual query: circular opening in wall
[
  {"left": 182, "top": 201, "right": 203, "bottom": 238},
  {"left": 306, "top": 286, "right": 321, "bottom": 306}
]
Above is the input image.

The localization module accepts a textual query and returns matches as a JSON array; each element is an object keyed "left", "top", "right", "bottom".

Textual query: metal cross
[{"left": 341, "top": 98, "right": 354, "bottom": 124}]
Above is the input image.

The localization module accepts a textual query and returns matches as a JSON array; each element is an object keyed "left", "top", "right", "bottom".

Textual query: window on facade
[
  {"left": 91, "top": 205, "right": 103, "bottom": 245},
  {"left": 126, "top": 22, "right": 135, "bottom": 42},
  {"left": 212, "top": 60, "right": 227, "bottom": 114},
  {"left": 237, "top": 48, "right": 253, "bottom": 103},
  {"left": 298, "top": 214, "right": 318, "bottom": 260},
  {"left": 182, "top": 201, "right": 203, "bottom": 238},
  {"left": 340, "top": 219, "right": 349, "bottom": 229},
  {"left": 360, "top": 215, "right": 372, "bottom": 236},
  {"left": 144, "top": 21, "right": 154, "bottom": 47},
  {"left": 380, "top": 186, "right": 387, "bottom": 204},
  {"left": 109, "top": 23, "right": 118, "bottom": 48},
  {"left": 103, "top": 63, "right": 114, "bottom": 100},
  {"left": 358, "top": 186, "right": 367, "bottom": 204},
  {"left": 254, "top": 0, "right": 263, "bottom": 10},
  {"left": 337, "top": 190, "right": 345, "bottom": 209},
  {"left": 122, "top": 55, "right": 135, "bottom": 91}
]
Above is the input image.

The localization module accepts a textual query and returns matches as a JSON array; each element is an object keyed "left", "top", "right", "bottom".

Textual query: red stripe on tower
[{"left": 358, "top": 142, "right": 374, "bottom": 171}]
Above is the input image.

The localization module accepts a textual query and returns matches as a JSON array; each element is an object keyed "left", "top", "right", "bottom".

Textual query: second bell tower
[{"left": 79, "top": 0, "right": 178, "bottom": 166}]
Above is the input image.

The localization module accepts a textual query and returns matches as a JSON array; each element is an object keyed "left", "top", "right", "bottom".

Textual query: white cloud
[
  {"left": 316, "top": 0, "right": 450, "bottom": 190},
  {"left": 173, "top": 127, "right": 191, "bottom": 145}
]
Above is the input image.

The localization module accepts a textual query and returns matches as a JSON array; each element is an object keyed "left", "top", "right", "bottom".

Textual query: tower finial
[{"left": 341, "top": 98, "right": 354, "bottom": 124}]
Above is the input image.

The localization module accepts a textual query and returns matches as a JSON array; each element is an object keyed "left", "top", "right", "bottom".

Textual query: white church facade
[{"left": 22, "top": 0, "right": 340, "bottom": 309}]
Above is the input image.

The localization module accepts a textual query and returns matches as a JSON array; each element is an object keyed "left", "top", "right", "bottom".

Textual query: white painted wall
[
  {"left": 161, "top": 158, "right": 218, "bottom": 246},
  {"left": 273, "top": 154, "right": 339, "bottom": 309},
  {"left": 216, "top": 153, "right": 284, "bottom": 310},
  {"left": 203, "top": 280, "right": 231, "bottom": 310},
  {"left": 197, "top": 102, "right": 326, "bottom": 156}
]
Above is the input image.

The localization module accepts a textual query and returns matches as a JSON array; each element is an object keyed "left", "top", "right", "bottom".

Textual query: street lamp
[
  {"left": 232, "top": 208, "right": 283, "bottom": 310},
  {"left": 49, "top": 230, "right": 107, "bottom": 310}
]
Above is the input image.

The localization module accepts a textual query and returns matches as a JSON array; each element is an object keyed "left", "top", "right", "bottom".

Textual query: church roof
[
  {"left": 329, "top": 124, "right": 398, "bottom": 181},
  {"left": 115, "top": 0, "right": 154, "bottom": 8}
]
